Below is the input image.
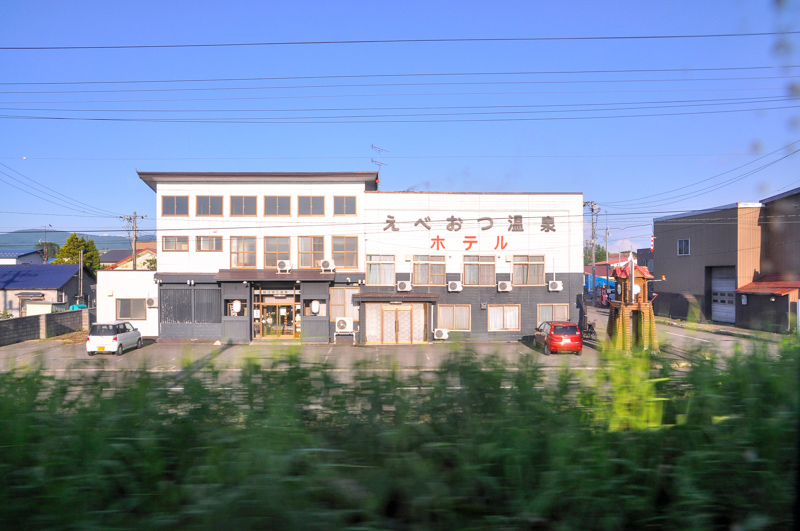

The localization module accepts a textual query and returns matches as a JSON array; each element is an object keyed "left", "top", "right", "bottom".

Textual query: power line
[{"left": 1, "top": 31, "right": 796, "bottom": 51}]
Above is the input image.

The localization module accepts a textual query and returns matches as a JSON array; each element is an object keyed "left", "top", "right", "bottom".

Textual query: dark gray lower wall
[
  {"left": 653, "top": 291, "right": 708, "bottom": 322},
  {"left": 736, "top": 294, "right": 792, "bottom": 333}
]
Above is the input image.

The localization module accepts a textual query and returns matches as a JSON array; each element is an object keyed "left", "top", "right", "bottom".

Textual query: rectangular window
[
  {"left": 464, "top": 255, "right": 496, "bottom": 285},
  {"left": 513, "top": 255, "right": 545, "bottom": 285},
  {"left": 264, "top": 195, "right": 291, "bottom": 216},
  {"left": 230, "top": 196, "right": 257, "bottom": 216},
  {"left": 367, "top": 255, "right": 395, "bottom": 285},
  {"left": 488, "top": 305, "right": 520, "bottom": 331},
  {"left": 196, "top": 196, "right": 223, "bottom": 216},
  {"left": 196, "top": 236, "right": 222, "bottom": 252},
  {"left": 298, "top": 236, "right": 324, "bottom": 268},
  {"left": 537, "top": 303, "right": 570, "bottom": 326},
  {"left": 333, "top": 196, "right": 356, "bottom": 216},
  {"left": 116, "top": 298, "right": 146, "bottom": 320},
  {"left": 678, "top": 239, "right": 690, "bottom": 256},
  {"left": 330, "top": 287, "right": 360, "bottom": 320},
  {"left": 438, "top": 304, "right": 471, "bottom": 331},
  {"left": 414, "top": 255, "right": 446, "bottom": 285},
  {"left": 231, "top": 236, "right": 256, "bottom": 268},
  {"left": 332, "top": 236, "right": 358, "bottom": 269},
  {"left": 163, "top": 236, "right": 189, "bottom": 252},
  {"left": 298, "top": 196, "right": 325, "bottom": 216},
  {"left": 162, "top": 196, "right": 188, "bottom": 216},
  {"left": 264, "top": 236, "right": 290, "bottom": 268}
]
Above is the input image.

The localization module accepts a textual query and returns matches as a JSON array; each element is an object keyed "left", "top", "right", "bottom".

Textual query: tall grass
[{"left": 0, "top": 344, "right": 796, "bottom": 529}]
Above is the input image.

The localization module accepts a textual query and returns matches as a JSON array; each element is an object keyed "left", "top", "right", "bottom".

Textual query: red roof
[
  {"left": 736, "top": 274, "right": 800, "bottom": 295},
  {"left": 612, "top": 262, "right": 654, "bottom": 280}
]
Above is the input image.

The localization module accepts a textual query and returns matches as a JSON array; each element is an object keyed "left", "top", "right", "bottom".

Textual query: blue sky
[{"left": 0, "top": 1, "right": 798, "bottom": 252}]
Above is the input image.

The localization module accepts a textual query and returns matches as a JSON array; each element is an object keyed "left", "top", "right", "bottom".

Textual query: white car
[{"left": 86, "top": 321, "right": 143, "bottom": 356}]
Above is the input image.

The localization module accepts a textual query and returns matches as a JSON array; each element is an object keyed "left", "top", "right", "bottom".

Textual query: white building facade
[{"left": 126, "top": 171, "right": 582, "bottom": 344}]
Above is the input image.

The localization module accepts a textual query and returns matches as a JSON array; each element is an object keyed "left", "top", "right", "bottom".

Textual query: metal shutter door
[{"left": 711, "top": 267, "right": 736, "bottom": 323}]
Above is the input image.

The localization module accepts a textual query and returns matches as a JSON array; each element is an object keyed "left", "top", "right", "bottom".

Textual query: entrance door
[
  {"left": 255, "top": 304, "right": 295, "bottom": 338},
  {"left": 711, "top": 267, "right": 736, "bottom": 323},
  {"left": 365, "top": 303, "right": 427, "bottom": 344}
]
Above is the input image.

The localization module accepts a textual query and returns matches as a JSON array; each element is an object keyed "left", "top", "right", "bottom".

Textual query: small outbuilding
[{"left": 0, "top": 264, "right": 95, "bottom": 317}]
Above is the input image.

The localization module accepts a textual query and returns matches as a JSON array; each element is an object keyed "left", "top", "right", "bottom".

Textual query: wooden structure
[{"left": 607, "top": 261, "right": 659, "bottom": 352}]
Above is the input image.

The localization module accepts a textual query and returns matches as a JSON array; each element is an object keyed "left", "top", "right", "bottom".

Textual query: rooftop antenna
[{"left": 371, "top": 144, "right": 388, "bottom": 174}]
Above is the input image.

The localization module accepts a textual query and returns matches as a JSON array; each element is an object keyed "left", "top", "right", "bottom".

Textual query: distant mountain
[{"left": 0, "top": 230, "right": 154, "bottom": 252}]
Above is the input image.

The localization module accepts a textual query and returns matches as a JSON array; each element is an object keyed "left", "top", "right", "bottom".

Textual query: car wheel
[
  {"left": 87, "top": 351, "right": 95, "bottom": 356},
  {"left": 116, "top": 344, "right": 124, "bottom": 356},
  {"left": 575, "top": 349, "right": 582, "bottom": 356},
  {"left": 137, "top": 338, "right": 143, "bottom": 349},
  {"left": 544, "top": 343, "right": 551, "bottom": 356}
]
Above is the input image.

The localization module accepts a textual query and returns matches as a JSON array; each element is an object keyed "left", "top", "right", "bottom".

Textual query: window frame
[
  {"left": 413, "top": 255, "right": 446, "bottom": 286},
  {"left": 332, "top": 235, "right": 359, "bottom": 270},
  {"left": 438, "top": 304, "right": 471, "bottom": 331},
  {"left": 366, "top": 255, "right": 395, "bottom": 285},
  {"left": 512, "top": 255, "right": 546, "bottom": 286},
  {"left": 463, "top": 255, "right": 496, "bottom": 286},
  {"left": 329, "top": 287, "right": 360, "bottom": 321},
  {"left": 195, "top": 195, "right": 223, "bottom": 217},
  {"left": 487, "top": 304, "right": 521, "bottom": 332},
  {"left": 230, "top": 195, "right": 258, "bottom": 217},
  {"left": 230, "top": 236, "right": 257, "bottom": 269},
  {"left": 297, "top": 196, "right": 325, "bottom": 217},
  {"left": 298, "top": 236, "right": 325, "bottom": 269},
  {"left": 536, "top": 303, "right": 570, "bottom": 326},
  {"left": 116, "top": 298, "right": 147, "bottom": 321},
  {"left": 678, "top": 239, "right": 690, "bottom": 256},
  {"left": 264, "top": 236, "right": 291, "bottom": 269},
  {"left": 162, "top": 235, "right": 189, "bottom": 252},
  {"left": 264, "top": 195, "right": 291, "bottom": 217},
  {"left": 196, "top": 235, "right": 223, "bottom": 252},
  {"left": 333, "top": 196, "right": 357, "bottom": 216},
  {"left": 161, "top": 195, "right": 189, "bottom": 217}
]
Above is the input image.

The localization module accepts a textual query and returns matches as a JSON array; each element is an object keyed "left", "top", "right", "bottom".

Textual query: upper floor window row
[{"left": 161, "top": 195, "right": 357, "bottom": 217}]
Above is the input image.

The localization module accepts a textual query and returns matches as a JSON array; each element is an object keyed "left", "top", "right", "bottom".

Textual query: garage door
[{"left": 711, "top": 267, "right": 736, "bottom": 323}]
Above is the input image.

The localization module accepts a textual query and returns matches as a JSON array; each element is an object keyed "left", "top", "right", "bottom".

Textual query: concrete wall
[
  {"left": 761, "top": 191, "right": 800, "bottom": 277},
  {"left": 0, "top": 309, "right": 90, "bottom": 347},
  {"left": 97, "top": 270, "right": 159, "bottom": 337}
]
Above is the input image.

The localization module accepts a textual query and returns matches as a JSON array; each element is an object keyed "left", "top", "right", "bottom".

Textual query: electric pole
[
  {"left": 79, "top": 249, "right": 83, "bottom": 304},
  {"left": 584, "top": 201, "right": 600, "bottom": 306},
  {"left": 121, "top": 212, "right": 147, "bottom": 270},
  {"left": 605, "top": 212, "right": 610, "bottom": 296}
]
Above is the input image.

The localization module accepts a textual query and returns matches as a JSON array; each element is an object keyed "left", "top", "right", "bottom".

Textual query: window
[
  {"left": 537, "top": 303, "right": 570, "bottom": 326},
  {"left": 298, "top": 196, "right": 325, "bottom": 216},
  {"left": 464, "top": 255, "right": 495, "bottom": 285},
  {"left": 196, "top": 236, "right": 222, "bottom": 252},
  {"left": 196, "top": 196, "right": 223, "bottom": 216},
  {"left": 678, "top": 239, "right": 690, "bottom": 256},
  {"left": 332, "top": 236, "right": 358, "bottom": 269},
  {"left": 264, "top": 195, "right": 291, "bottom": 216},
  {"left": 334, "top": 196, "right": 356, "bottom": 215},
  {"left": 116, "top": 298, "right": 146, "bottom": 320},
  {"left": 231, "top": 236, "right": 256, "bottom": 268},
  {"left": 513, "top": 255, "right": 545, "bottom": 285},
  {"left": 367, "top": 255, "right": 395, "bottom": 285},
  {"left": 264, "top": 236, "right": 290, "bottom": 268},
  {"left": 163, "top": 236, "right": 189, "bottom": 252},
  {"left": 488, "top": 305, "right": 520, "bottom": 331},
  {"left": 330, "top": 287, "right": 359, "bottom": 320},
  {"left": 162, "top": 196, "right": 188, "bottom": 216},
  {"left": 438, "top": 304, "right": 471, "bottom": 331},
  {"left": 230, "top": 196, "right": 257, "bottom": 216},
  {"left": 414, "top": 255, "right": 446, "bottom": 285},
  {"left": 298, "top": 236, "right": 324, "bottom": 268}
]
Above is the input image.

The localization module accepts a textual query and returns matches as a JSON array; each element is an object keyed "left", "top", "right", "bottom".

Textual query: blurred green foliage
[{"left": 0, "top": 345, "right": 796, "bottom": 529}]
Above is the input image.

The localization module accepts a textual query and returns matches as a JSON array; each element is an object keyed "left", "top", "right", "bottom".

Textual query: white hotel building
[{"left": 98, "top": 171, "right": 583, "bottom": 344}]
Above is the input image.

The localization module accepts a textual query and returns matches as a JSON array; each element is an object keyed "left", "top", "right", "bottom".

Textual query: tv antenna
[{"left": 371, "top": 145, "right": 388, "bottom": 172}]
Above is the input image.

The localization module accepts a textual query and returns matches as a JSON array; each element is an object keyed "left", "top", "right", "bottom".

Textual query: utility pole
[
  {"left": 605, "top": 212, "right": 610, "bottom": 296},
  {"left": 79, "top": 249, "right": 84, "bottom": 304},
  {"left": 584, "top": 201, "right": 600, "bottom": 306},
  {"left": 121, "top": 212, "right": 147, "bottom": 270}
]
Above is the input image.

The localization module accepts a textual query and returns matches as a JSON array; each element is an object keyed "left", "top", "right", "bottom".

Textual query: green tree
[
  {"left": 583, "top": 242, "right": 608, "bottom": 266},
  {"left": 144, "top": 257, "right": 157, "bottom": 270},
  {"left": 34, "top": 241, "right": 60, "bottom": 262},
  {"left": 53, "top": 233, "right": 100, "bottom": 272}
]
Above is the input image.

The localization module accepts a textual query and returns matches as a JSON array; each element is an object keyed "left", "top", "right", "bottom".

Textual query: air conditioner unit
[
  {"left": 320, "top": 259, "right": 335, "bottom": 272},
  {"left": 497, "top": 281, "right": 512, "bottom": 292},
  {"left": 335, "top": 317, "right": 354, "bottom": 333},
  {"left": 277, "top": 260, "right": 292, "bottom": 272},
  {"left": 397, "top": 280, "right": 412, "bottom": 292},
  {"left": 448, "top": 280, "right": 463, "bottom": 292},
  {"left": 433, "top": 328, "right": 449, "bottom": 340},
  {"left": 548, "top": 280, "right": 564, "bottom": 292},
  {"left": 146, "top": 297, "right": 158, "bottom": 308}
]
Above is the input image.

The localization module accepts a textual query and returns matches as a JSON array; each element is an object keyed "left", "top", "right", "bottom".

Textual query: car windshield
[
  {"left": 553, "top": 325, "right": 579, "bottom": 335},
  {"left": 89, "top": 324, "right": 116, "bottom": 336}
]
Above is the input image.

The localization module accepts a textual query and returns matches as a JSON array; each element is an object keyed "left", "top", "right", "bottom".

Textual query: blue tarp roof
[
  {"left": 0, "top": 249, "right": 41, "bottom": 259},
  {"left": 0, "top": 264, "right": 90, "bottom": 290},
  {"left": 584, "top": 273, "right": 616, "bottom": 290}
]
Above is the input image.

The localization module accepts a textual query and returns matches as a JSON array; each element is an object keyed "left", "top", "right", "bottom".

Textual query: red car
[{"left": 533, "top": 321, "right": 583, "bottom": 355}]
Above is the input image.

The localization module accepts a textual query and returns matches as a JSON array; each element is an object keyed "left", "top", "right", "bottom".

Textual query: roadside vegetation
[{"left": 0, "top": 342, "right": 796, "bottom": 529}]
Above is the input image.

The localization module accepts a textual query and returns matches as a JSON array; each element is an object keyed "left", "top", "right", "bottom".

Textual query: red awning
[{"left": 736, "top": 274, "right": 800, "bottom": 295}]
